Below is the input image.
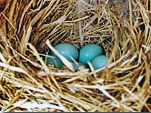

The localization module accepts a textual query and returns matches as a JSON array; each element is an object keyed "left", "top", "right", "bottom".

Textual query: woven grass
[{"left": 0, "top": 0, "right": 151, "bottom": 112}]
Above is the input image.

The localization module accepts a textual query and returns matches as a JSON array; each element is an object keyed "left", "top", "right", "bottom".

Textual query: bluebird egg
[
  {"left": 46, "top": 56, "right": 64, "bottom": 69},
  {"left": 79, "top": 44, "right": 103, "bottom": 65},
  {"left": 72, "top": 62, "right": 87, "bottom": 71},
  {"left": 92, "top": 55, "right": 108, "bottom": 70},
  {"left": 53, "top": 43, "right": 79, "bottom": 61},
  {"left": 72, "top": 62, "right": 80, "bottom": 71}
]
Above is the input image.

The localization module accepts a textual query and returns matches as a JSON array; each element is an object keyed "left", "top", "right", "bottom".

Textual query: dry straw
[{"left": 0, "top": 0, "right": 151, "bottom": 112}]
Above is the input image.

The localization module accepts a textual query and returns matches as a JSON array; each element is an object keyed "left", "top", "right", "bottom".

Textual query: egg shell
[
  {"left": 92, "top": 55, "right": 108, "bottom": 70},
  {"left": 46, "top": 56, "right": 64, "bottom": 68},
  {"left": 53, "top": 43, "right": 79, "bottom": 61},
  {"left": 72, "top": 62, "right": 87, "bottom": 71},
  {"left": 79, "top": 44, "right": 103, "bottom": 64},
  {"left": 72, "top": 62, "right": 79, "bottom": 71}
]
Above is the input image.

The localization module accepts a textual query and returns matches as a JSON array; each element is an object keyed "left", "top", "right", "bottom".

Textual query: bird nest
[{"left": 0, "top": 0, "right": 151, "bottom": 112}]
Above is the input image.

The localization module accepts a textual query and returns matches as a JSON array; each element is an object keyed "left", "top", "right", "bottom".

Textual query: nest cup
[{"left": 43, "top": 1, "right": 114, "bottom": 71}]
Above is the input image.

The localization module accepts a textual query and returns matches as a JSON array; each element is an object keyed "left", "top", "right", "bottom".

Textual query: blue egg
[
  {"left": 79, "top": 44, "right": 103, "bottom": 65},
  {"left": 53, "top": 43, "right": 79, "bottom": 61},
  {"left": 46, "top": 56, "right": 64, "bottom": 68},
  {"left": 92, "top": 55, "right": 108, "bottom": 70},
  {"left": 72, "top": 62, "right": 80, "bottom": 71},
  {"left": 72, "top": 62, "right": 88, "bottom": 71}
]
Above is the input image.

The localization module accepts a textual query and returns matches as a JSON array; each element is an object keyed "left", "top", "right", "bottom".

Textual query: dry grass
[{"left": 0, "top": 0, "right": 151, "bottom": 112}]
